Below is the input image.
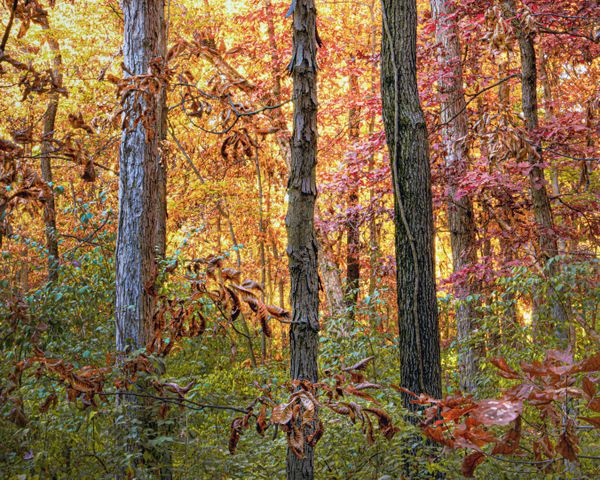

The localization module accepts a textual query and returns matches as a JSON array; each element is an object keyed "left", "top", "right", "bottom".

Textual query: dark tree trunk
[
  {"left": 345, "top": 57, "right": 360, "bottom": 321},
  {"left": 286, "top": 1, "right": 320, "bottom": 478},
  {"left": 40, "top": 17, "right": 62, "bottom": 283},
  {"left": 502, "top": 0, "right": 569, "bottom": 344},
  {"left": 115, "top": 1, "right": 169, "bottom": 478},
  {"left": 430, "top": 0, "right": 481, "bottom": 393},
  {"left": 381, "top": 0, "right": 442, "bottom": 406}
]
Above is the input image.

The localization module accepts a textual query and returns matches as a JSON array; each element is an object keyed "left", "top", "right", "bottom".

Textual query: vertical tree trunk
[
  {"left": 430, "top": 0, "right": 480, "bottom": 393},
  {"left": 496, "top": 52, "right": 520, "bottom": 340},
  {"left": 345, "top": 57, "right": 360, "bottom": 322},
  {"left": 501, "top": 0, "right": 569, "bottom": 344},
  {"left": 367, "top": 0, "right": 380, "bottom": 297},
  {"left": 40, "top": 16, "right": 62, "bottom": 283},
  {"left": 255, "top": 144, "right": 268, "bottom": 362},
  {"left": 286, "top": 1, "right": 320, "bottom": 478},
  {"left": 115, "top": 1, "right": 169, "bottom": 478},
  {"left": 264, "top": 0, "right": 292, "bottom": 170},
  {"left": 316, "top": 226, "right": 346, "bottom": 320},
  {"left": 381, "top": 0, "right": 442, "bottom": 406}
]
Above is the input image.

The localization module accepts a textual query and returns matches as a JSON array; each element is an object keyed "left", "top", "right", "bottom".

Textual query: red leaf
[
  {"left": 462, "top": 451, "right": 485, "bottom": 477},
  {"left": 580, "top": 416, "right": 600, "bottom": 428},
  {"left": 576, "top": 352, "right": 600, "bottom": 373},
  {"left": 582, "top": 377, "right": 596, "bottom": 400},
  {"left": 492, "top": 416, "right": 521, "bottom": 455},
  {"left": 471, "top": 400, "right": 522, "bottom": 426},
  {"left": 490, "top": 358, "right": 520, "bottom": 379}
]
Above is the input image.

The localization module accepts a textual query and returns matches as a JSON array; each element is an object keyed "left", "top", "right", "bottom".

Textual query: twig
[
  {"left": 0, "top": 0, "right": 19, "bottom": 53},
  {"left": 100, "top": 391, "right": 250, "bottom": 414}
]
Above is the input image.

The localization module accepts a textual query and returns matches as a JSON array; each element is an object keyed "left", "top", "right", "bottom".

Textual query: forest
[{"left": 0, "top": 0, "right": 598, "bottom": 478}]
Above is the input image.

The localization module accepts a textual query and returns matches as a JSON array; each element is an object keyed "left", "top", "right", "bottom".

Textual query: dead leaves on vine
[
  {"left": 228, "top": 365, "right": 398, "bottom": 458},
  {"left": 189, "top": 256, "right": 290, "bottom": 340}
]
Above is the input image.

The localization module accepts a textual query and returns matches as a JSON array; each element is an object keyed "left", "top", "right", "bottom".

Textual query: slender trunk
[
  {"left": 496, "top": 51, "right": 520, "bottom": 337},
  {"left": 264, "top": 0, "right": 291, "bottom": 170},
  {"left": 286, "top": 1, "right": 320, "bottom": 478},
  {"left": 345, "top": 57, "right": 360, "bottom": 322},
  {"left": 367, "top": 0, "right": 380, "bottom": 297},
  {"left": 255, "top": 143, "right": 268, "bottom": 363},
  {"left": 502, "top": 0, "right": 569, "bottom": 345},
  {"left": 40, "top": 17, "right": 62, "bottom": 283},
  {"left": 115, "top": 1, "right": 170, "bottom": 478},
  {"left": 430, "top": 0, "right": 480, "bottom": 393},
  {"left": 381, "top": 0, "right": 442, "bottom": 407},
  {"left": 316, "top": 226, "right": 345, "bottom": 320}
]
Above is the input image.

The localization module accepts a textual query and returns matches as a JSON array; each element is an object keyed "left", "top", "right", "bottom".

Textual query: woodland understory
[{"left": 0, "top": 0, "right": 599, "bottom": 479}]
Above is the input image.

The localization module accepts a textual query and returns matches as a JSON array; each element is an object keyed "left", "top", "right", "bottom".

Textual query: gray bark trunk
[
  {"left": 345, "top": 59, "right": 360, "bottom": 321},
  {"left": 286, "top": 1, "right": 320, "bottom": 478},
  {"left": 316, "top": 226, "right": 346, "bottom": 320},
  {"left": 430, "top": 0, "right": 481, "bottom": 393},
  {"left": 501, "top": 0, "right": 569, "bottom": 345},
  {"left": 381, "top": 0, "right": 442, "bottom": 406},
  {"left": 115, "top": 1, "right": 170, "bottom": 478},
  {"left": 40, "top": 18, "right": 62, "bottom": 283}
]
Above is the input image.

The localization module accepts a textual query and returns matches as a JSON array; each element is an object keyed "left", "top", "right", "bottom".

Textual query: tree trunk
[
  {"left": 40, "top": 17, "right": 62, "bottom": 283},
  {"left": 430, "top": 0, "right": 480, "bottom": 393},
  {"left": 115, "top": 1, "right": 169, "bottom": 478},
  {"left": 345, "top": 57, "right": 360, "bottom": 322},
  {"left": 367, "top": 0, "right": 380, "bottom": 297},
  {"left": 286, "top": 1, "right": 320, "bottom": 478},
  {"left": 381, "top": 0, "right": 442, "bottom": 406},
  {"left": 316, "top": 226, "right": 346, "bottom": 320},
  {"left": 501, "top": 0, "right": 569, "bottom": 345}
]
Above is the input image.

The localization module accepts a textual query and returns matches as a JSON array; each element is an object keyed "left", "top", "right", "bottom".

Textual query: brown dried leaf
[
  {"left": 490, "top": 357, "right": 520, "bottom": 379},
  {"left": 471, "top": 400, "right": 522, "bottom": 426},
  {"left": 492, "top": 416, "right": 521, "bottom": 455},
  {"left": 462, "top": 451, "right": 485, "bottom": 478},
  {"left": 343, "top": 356, "right": 375, "bottom": 372},
  {"left": 580, "top": 416, "right": 600, "bottom": 428},
  {"left": 271, "top": 402, "right": 294, "bottom": 425}
]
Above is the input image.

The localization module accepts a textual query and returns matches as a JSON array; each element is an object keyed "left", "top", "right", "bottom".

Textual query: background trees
[{"left": 0, "top": 0, "right": 598, "bottom": 478}]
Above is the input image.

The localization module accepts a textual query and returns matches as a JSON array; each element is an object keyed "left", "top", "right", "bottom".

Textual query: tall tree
[
  {"left": 115, "top": 0, "right": 169, "bottom": 477},
  {"left": 39, "top": 12, "right": 62, "bottom": 283},
  {"left": 345, "top": 55, "right": 360, "bottom": 322},
  {"left": 501, "top": 0, "right": 569, "bottom": 344},
  {"left": 430, "top": 0, "right": 480, "bottom": 392},
  {"left": 381, "top": 0, "right": 442, "bottom": 406},
  {"left": 286, "top": 0, "right": 320, "bottom": 478}
]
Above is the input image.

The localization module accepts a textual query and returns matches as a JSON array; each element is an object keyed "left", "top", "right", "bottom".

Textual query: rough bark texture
[
  {"left": 381, "top": 0, "right": 442, "bottom": 407},
  {"left": 40, "top": 18, "right": 62, "bottom": 283},
  {"left": 286, "top": 1, "right": 319, "bottom": 478},
  {"left": 430, "top": 0, "right": 480, "bottom": 393},
  {"left": 316, "top": 226, "right": 345, "bottom": 319},
  {"left": 345, "top": 58, "right": 360, "bottom": 321},
  {"left": 115, "top": 1, "right": 169, "bottom": 478},
  {"left": 502, "top": 0, "right": 568, "bottom": 344}
]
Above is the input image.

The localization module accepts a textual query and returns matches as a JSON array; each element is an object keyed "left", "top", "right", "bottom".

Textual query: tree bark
[
  {"left": 501, "top": 0, "right": 569, "bottom": 345},
  {"left": 286, "top": 1, "right": 320, "bottom": 478},
  {"left": 316, "top": 226, "right": 345, "bottom": 320},
  {"left": 367, "top": 0, "right": 380, "bottom": 297},
  {"left": 430, "top": 0, "right": 480, "bottom": 393},
  {"left": 40, "top": 16, "right": 62, "bottom": 283},
  {"left": 345, "top": 56, "right": 360, "bottom": 322},
  {"left": 115, "top": 1, "right": 169, "bottom": 478},
  {"left": 381, "top": 0, "right": 442, "bottom": 407}
]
